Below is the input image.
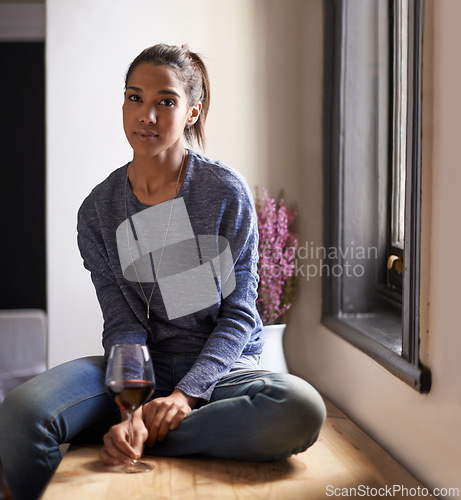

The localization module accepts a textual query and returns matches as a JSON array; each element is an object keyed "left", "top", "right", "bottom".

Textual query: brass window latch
[{"left": 387, "top": 254, "right": 404, "bottom": 275}]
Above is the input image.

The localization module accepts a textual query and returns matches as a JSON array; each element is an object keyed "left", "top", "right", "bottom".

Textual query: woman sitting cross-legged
[{"left": 0, "top": 43, "right": 326, "bottom": 500}]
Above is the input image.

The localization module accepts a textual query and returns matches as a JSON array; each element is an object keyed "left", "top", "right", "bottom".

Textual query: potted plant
[{"left": 254, "top": 187, "right": 299, "bottom": 372}]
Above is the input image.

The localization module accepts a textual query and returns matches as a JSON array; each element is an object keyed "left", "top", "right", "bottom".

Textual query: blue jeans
[{"left": 0, "top": 354, "right": 326, "bottom": 500}]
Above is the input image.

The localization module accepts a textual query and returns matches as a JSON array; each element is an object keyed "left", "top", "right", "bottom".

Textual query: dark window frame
[{"left": 322, "top": 0, "right": 431, "bottom": 393}]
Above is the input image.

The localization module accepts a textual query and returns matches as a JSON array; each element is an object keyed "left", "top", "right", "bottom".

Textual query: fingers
[
  {"left": 143, "top": 395, "right": 192, "bottom": 447},
  {"left": 156, "top": 402, "right": 189, "bottom": 442},
  {"left": 100, "top": 425, "right": 133, "bottom": 466},
  {"left": 130, "top": 422, "right": 148, "bottom": 458},
  {"left": 99, "top": 440, "right": 125, "bottom": 467},
  {"left": 99, "top": 420, "right": 147, "bottom": 466}
]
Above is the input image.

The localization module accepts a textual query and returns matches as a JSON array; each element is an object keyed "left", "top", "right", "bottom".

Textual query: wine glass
[{"left": 105, "top": 344, "right": 155, "bottom": 473}]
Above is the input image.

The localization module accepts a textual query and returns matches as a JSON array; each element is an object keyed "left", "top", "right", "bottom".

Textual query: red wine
[{"left": 107, "top": 380, "right": 154, "bottom": 411}]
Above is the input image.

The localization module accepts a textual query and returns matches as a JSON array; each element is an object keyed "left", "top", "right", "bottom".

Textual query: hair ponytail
[
  {"left": 125, "top": 43, "right": 211, "bottom": 149},
  {"left": 183, "top": 47, "right": 210, "bottom": 150}
]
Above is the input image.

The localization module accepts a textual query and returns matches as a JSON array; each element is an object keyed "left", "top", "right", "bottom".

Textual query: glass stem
[{"left": 127, "top": 411, "right": 136, "bottom": 462}]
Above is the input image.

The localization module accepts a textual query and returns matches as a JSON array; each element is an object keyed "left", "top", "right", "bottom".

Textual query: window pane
[
  {"left": 391, "top": 0, "right": 409, "bottom": 250},
  {"left": 340, "top": 0, "right": 390, "bottom": 313}
]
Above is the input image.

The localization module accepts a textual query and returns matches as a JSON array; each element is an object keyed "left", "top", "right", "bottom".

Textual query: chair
[
  {"left": 0, "top": 309, "right": 47, "bottom": 499},
  {"left": 0, "top": 309, "right": 47, "bottom": 402}
]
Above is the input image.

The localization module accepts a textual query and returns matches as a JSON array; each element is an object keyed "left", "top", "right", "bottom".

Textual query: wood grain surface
[{"left": 41, "top": 400, "right": 427, "bottom": 500}]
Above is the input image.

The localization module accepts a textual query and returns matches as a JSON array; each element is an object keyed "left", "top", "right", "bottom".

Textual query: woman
[{"left": 0, "top": 44, "right": 326, "bottom": 500}]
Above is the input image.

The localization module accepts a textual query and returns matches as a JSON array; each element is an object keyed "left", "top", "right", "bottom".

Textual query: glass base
[
  {"left": 107, "top": 461, "right": 154, "bottom": 474},
  {"left": 124, "top": 460, "right": 154, "bottom": 473}
]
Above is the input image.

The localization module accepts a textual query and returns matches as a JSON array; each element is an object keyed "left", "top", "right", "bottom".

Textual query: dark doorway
[{"left": 0, "top": 42, "right": 46, "bottom": 310}]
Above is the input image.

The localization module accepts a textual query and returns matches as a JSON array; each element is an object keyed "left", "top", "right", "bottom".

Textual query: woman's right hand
[{"left": 99, "top": 408, "right": 148, "bottom": 466}]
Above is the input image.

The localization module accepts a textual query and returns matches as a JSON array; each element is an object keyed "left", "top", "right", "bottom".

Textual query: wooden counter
[{"left": 41, "top": 400, "right": 428, "bottom": 500}]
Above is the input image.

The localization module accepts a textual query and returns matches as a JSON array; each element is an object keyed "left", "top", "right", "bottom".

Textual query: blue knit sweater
[{"left": 77, "top": 150, "right": 264, "bottom": 400}]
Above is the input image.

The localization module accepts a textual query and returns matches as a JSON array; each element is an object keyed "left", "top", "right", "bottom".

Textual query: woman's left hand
[{"left": 142, "top": 388, "right": 197, "bottom": 447}]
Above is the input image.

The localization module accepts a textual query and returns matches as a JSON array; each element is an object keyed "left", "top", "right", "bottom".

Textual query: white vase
[{"left": 259, "top": 323, "right": 288, "bottom": 373}]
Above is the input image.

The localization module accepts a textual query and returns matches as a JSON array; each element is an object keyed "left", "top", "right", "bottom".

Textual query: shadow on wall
[
  {"left": 253, "top": 0, "right": 325, "bottom": 374},
  {"left": 253, "top": 0, "right": 321, "bottom": 204}
]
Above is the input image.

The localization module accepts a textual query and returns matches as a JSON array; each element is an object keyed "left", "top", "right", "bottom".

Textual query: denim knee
[
  {"left": 252, "top": 372, "right": 326, "bottom": 459},
  {"left": 1, "top": 383, "right": 35, "bottom": 447},
  {"left": 0, "top": 379, "right": 50, "bottom": 457},
  {"left": 279, "top": 373, "right": 326, "bottom": 451},
  {"left": 0, "top": 356, "right": 108, "bottom": 466}
]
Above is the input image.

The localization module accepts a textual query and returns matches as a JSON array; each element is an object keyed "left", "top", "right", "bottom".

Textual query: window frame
[{"left": 322, "top": 0, "right": 431, "bottom": 393}]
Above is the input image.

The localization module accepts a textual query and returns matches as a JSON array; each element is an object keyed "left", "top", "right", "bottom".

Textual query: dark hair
[{"left": 125, "top": 43, "right": 210, "bottom": 149}]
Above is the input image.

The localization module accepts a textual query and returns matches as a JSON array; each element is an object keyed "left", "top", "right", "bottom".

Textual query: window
[{"left": 322, "top": 0, "right": 431, "bottom": 392}]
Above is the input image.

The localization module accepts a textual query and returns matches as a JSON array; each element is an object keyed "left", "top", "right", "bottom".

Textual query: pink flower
[{"left": 254, "top": 187, "right": 299, "bottom": 325}]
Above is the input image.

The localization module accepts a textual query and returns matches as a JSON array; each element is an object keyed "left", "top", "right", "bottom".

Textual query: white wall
[{"left": 46, "top": 0, "right": 268, "bottom": 366}]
